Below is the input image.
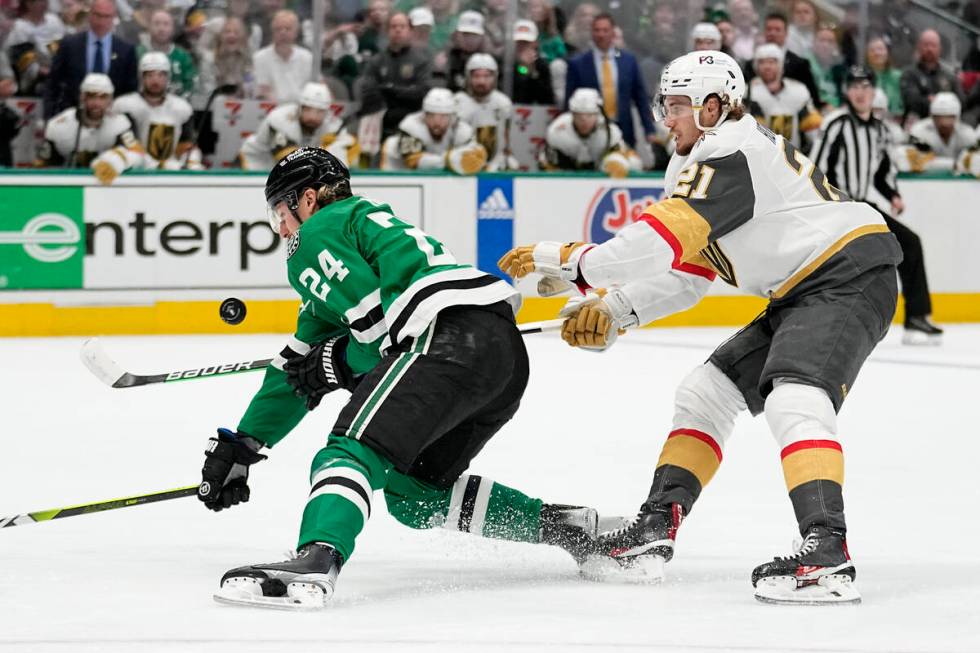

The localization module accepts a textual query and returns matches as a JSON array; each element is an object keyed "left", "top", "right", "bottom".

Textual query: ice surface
[{"left": 2, "top": 327, "right": 979, "bottom": 652}]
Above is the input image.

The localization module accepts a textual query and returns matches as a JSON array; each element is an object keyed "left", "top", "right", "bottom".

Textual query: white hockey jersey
[
  {"left": 238, "top": 104, "right": 359, "bottom": 170},
  {"left": 746, "top": 77, "right": 822, "bottom": 150},
  {"left": 381, "top": 112, "right": 487, "bottom": 174},
  {"left": 112, "top": 92, "right": 195, "bottom": 169},
  {"left": 892, "top": 117, "right": 980, "bottom": 172},
  {"left": 576, "top": 116, "right": 901, "bottom": 325},
  {"left": 37, "top": 108, "right": 140, "bottom": 167},
  {"left": 454, "top": 90, "right": 516, "bottom": 171},
  {"left": 539, "top": 112, "right": 641, "bottom": 175}
]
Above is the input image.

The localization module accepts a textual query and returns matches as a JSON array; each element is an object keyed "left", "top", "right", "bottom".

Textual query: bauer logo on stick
[{"left": 219, "top": 298, "right": 247, "bottom": 325}]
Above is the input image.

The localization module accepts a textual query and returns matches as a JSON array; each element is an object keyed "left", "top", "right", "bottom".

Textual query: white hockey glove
[
  {"left": 559, "top": 288, "right": 639, "bottom": 351},
  {"left": 498, "top": 241, "right": 592, "bottom": 281}
]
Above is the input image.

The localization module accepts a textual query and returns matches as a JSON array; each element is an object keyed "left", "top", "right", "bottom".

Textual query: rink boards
[{"left": 0, "top": 170, "right": 978, "bottom": 335}]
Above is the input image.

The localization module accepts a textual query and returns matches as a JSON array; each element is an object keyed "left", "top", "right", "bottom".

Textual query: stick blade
[{"left": 80, "top": 338, "right": 127, "bottom": 387}]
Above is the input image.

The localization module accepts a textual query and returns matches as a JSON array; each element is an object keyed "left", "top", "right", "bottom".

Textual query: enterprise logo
[{"left": 0, "top": 213, "right": 80, "bottom": 263}]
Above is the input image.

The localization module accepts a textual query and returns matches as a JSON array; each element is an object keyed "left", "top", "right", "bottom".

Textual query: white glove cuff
[
  {"left": 532, "top": 241, "right": 585, "bottom": 281},
  {"left": 604, "top": 288, "right": 640, "bottom": 329}
]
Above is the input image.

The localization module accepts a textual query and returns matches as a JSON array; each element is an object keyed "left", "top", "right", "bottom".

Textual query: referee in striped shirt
[{"left": 811, "top": 66, "right": 943, "bottom": 344}]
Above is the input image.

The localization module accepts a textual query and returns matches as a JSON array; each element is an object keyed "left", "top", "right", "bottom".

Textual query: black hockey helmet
[
  {"left": 265, "top": 147, "right": 350, "bottom": 228},
  {"left": 844, "top": 65, "right": 876, "bottom": 87}
]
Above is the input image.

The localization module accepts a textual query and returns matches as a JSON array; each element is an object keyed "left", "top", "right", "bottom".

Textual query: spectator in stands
[
  {"left": 863, "top": 36, "right": 903, "bottom": 118},
  {"left": 36, "top": 73, "right": 142, "bottom": 181},
  {"left": 539, "top": 87, "right": 640, "bottom": 177},
  {"left": 481, "top": 0, "right": 507, "bottom": 60},
  {"left": 727, "top": 0, "right": 759, "bottom": 62},
  {"left": 564, "top": 12, "right": 655, "bottom": 149},
  {"left": 563, "top": 2, "right": 598, "bottom": 55},
  {"left": 200, "top": 0, "right": 262, "bottom": 55},
  {"left": 899, "top": 93, "right": 978, "bottom": 172},
  {"left": 0, "top": 51, "right": 19, "bottom": 167},
  {"left": 256, "top": 0, "right": 286, "bottom": 48},
  {"left": 690, "top": 22, "right": 722, "bottom": 52},
  {"left": 962, "top": 38, "right": 980, "bottom": 127},
  {"left": 136, "top": 10, "right": 196, "bottom": 99},
  {"left": 254, "top": 9, "right": 313, "bottom": 104},
  {"left": 442, "top": 10, "right": 488, "bottom": 93},
  {"left": 114, "top": 51, "right": 201, "bottom": 169},
  {"left": 408, "top": 6, "right": 432, "bottom": 51},
  {"left": 808, "top": 24, "right": 844, "bottom": 108},
  {"left": 511, "top": 18, "right": 553, "bottom": 105},
  {"left": 44, "top": 0, "right": 138, "bottom": 118},
  {"left": 380, "top": 86, "right": 487, "bottom": 174},
  {"left": 239, "top": 81, "right": 358, "bottom": 170},
  {"left": 455, "top": 53, "right": 518, "bottom": 171},
  {"left": 746, "top": 43, "right": 821, "bottom": 151},
  {"left": 427, "top": 0, "right": 457, "bottom": 54},
  {"left": 744, "top": 10, "right": 821, "bottom": 107},
  {"left": 786, "top": 0, "right": 817, "bottom": 59},
  {"left": 115, "top": 0, "right": 164, "bottom": 46},
  {"left": 302, "top": 0, "right": 360, "bottom": 98},
  {"left": 4, "top": 0, "right": 65, "bottom": 96},
  {"left": 715, "top": 17, "right": 737, "bottom": 58},
  {"left": 58, "top": 0, "right": 88, "bottom": 34},
  {"left": 358, "top": 11, "right": 431, "bottom": 140},
  {"left": 195, "top": 15, "right": 253, "bottom": 102},
  {"left": 357, "top": 0, "right": 390, "bottom": 57},
  {"left": 527, "top": 0, "right": 565, "bottom": 64},
  {"left": 900, "top": 29, "right": 964, "bottom": 123}
]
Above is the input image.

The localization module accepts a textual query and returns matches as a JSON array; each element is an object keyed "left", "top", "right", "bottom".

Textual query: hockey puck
[{"left": 219, "top": 298, "right": 247, "bottom": 325}]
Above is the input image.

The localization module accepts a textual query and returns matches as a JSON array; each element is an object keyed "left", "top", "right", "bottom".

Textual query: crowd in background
[{"left": 1, "top": 0, "right": 979, "bottom": 175}]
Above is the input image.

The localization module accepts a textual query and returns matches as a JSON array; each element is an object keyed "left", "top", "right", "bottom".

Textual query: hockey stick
[
  {"left": 0, "top": 485, "right": 198, "bottom": 529},
  {"left": 80, "top": 319, "right": 565, "bottom": 389}
]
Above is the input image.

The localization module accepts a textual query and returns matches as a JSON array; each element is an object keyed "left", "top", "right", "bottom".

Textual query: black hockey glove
[
  {"left": 198, "top": 428, "right": 267, "bottom": 512},
  {"left": 283, "top": 335, "right": 354, "bottom": 410}
]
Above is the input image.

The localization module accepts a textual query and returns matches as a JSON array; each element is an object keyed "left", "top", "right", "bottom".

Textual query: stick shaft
[{"left": 0, "top": 486, "right": 199, "bottom": 528}]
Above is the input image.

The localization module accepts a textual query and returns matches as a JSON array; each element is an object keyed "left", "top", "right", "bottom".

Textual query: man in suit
[
  {"left": 43, "top": 0, "right": 139, "bottom": 119},
  {"left": 564, "top": 13, "right": 656, "bottom": 149}
]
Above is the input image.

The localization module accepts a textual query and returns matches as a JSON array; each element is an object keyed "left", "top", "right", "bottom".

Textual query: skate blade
[
  {"left": 754, "top": 575, "right": 861, "bottom": 605},
  {"left": 213, "top": 580, "right": 331, "bottom": 611},
  {"left": 578, "top": 554, "right": 665, "bottom": 584},
  {"left": 902, "top": 331, "right": 942, "bottom": 346},
  {"left": 597, "top": 515, "right": 632, "bottom": 534}
]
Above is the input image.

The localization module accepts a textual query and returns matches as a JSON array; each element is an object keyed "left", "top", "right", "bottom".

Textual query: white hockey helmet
[
  {"left": 653, "top": 50, "right": 745, "bottom": 130},
  {"left": 753, "top": 43, "right": 785, "bottom": 65},
  {"left": 465, "top": 53, "right": 498, "bottom": 75},
  {"left": 139, "top": 51, "right": 171, "bottom": 75},
  {"left": 80, "top": 73, "right": 114, "bottom": 96},
  {"left": 691, "top": 22, "right": 722, "bottom": 49},
  {"left": 422, "top": 88, "right": 456, "bottom": 114},
  {"left": 568, "top": 87, "right": 602, "bottom": 114},
  {"left": 299, "top": 82, "right": 331, "bottom": 110},
  {"left": 930, "top": 92, "right": 961, "bottom": 117}
]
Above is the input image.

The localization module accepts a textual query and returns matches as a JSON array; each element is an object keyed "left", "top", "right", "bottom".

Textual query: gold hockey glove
[
  {"left": 497, "top": 241, "right": 591, "bottom": 281},
  {"left": 559, "top": 288, "right": 639, "bottom": 351}
]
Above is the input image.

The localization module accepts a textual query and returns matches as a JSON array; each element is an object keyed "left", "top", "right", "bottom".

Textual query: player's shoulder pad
[
  {"left": 606, "top": 119, "right": 625, "bottom": 142},
  {"left": 45, "top": 108, "right": 78, "bottom": 137},
  {"left": 548, "top": 111, "right": 573, "bottom": 133},
  {"left": 112, "top": 93, "right": 143, "bottom": 114},
  {"left": 691, "top": 114, "right": 752, "bottom": 161},
  {"left": 397, "top": 111, "right": 429, "bottom": 141},
  {"left": 268, "top": 103, "right": 299, "bottom": 124},
  {"left": 908, "top": 118, "right": 933, "bottom": 139},
  {"left": 453, "top": 119, "right": 475, "bottom": 144},
  {"left": 490, "top": 90, "right": 513, "bottom": 111},
  {"left": 103, "top": 112, "right": 135, "bottom": 133},
  {"left": 167, "top": 94, "right": 193, "bottom": 121}
]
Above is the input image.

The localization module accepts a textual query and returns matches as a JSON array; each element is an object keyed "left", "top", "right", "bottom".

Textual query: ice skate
[
  {"left": 578, "top": 502, "right": 683, "bottom": 583},
  {"left": 539, "top": 503, "right": 599, "bottom": 563},
  {"left": 902, "top": 315, "right": 943, "bottom": 346},
  {"left": 213, "top": 542, "right": 344, "bottom": 611},
  {"left": 752, "top": 526, "right": 861, "bottom": 605}
]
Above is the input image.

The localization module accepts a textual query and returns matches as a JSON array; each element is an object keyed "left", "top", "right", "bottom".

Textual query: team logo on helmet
[
  {"left": 583, "top": 186, "right": 664, "bottom": 243},
  {"left": 286, "top": 232, "right": 301, "bottom": 259}
]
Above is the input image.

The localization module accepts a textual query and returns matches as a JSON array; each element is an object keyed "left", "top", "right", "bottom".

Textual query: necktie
[
  {"left": 601, "top": 54, "right": 617, "bottom": 118},
  {"left": 93, "top": 39, "right": 105, "bottom": 73}
]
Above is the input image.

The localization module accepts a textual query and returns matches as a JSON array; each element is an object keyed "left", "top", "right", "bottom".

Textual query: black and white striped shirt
[{"left": 810, "top": 107, "right": 899, "bottom": 214}]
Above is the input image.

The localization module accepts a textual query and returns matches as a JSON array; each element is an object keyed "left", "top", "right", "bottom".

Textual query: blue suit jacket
[
  {"left": 43, "top": 32, "right": 139, "bottom": 119},
  {"left": 564, "top": 48, "right": 656, "bottom": 147}
]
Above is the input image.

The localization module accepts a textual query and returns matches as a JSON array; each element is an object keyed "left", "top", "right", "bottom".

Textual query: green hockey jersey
[{"left": 237, "top": 194, "right": 520, "bottom": 446}]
